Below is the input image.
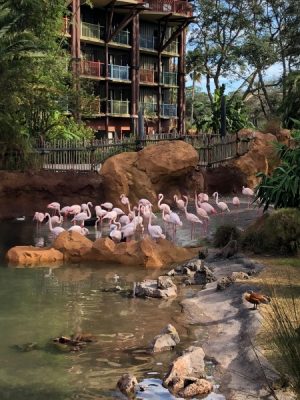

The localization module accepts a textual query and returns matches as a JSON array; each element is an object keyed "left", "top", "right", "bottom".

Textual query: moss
[
  {"left": 213, "top": 224, "right": 241, "bottom": 248},
  {"left": 242, "top": 208, "right": 300, "bottom": 255}
]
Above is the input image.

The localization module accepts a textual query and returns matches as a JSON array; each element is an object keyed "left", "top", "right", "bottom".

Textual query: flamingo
[
  {"left": 232, "top": 196, "right": 240, "bottom": 208},
  {"left": 212, "top": 192, "right": 230, "bottom": 214},
  {"left": 183, "top": 196, "right": 203, "bottom": 239},
  {"left": 47, "top": 202, "right": 61, "bottom": 216},
  {"left": 198, "top": 193, "right": 209, "bottom": 202},
  {"left": 95, "top": 206, "right": 107, "bottom": 227},
  {"left": 194, "top": 193, "right": 209, "bottom": 233},
  {"left": 102, "top": 210, "right": 118, "bottom": 224},
  {"left": 101, "top": 202, "right": 113, "bottom": 211},
  {"left": 138, "top": 198, "right": 152, "bottom": 207},
  {"left": 242, "top": 186, "right": 254, "bottom": 207},
  {"left": 119, "top": 214, "right": 131, "bottom": 226},
  {"left": 81, "top": 202, "right": 93, "bottom": 212},
  {"left": 148, "top": 206, "right": 165, "bottom": 241},
  {"left": 109, "top": 219, "right": 122, "bottom": 243},
  {"left": 68, "top": 205, "right": 82, "bottom": 215},
  {"left": 33, "top": 212, "right": 45, "bottom": 229},
  {"left": 60, "top": 206, "right": 71, "bottom": 217},
  {"left": 168, "top": 211, "right": 183, "bottom": 240},
  {"left": 162, "top": 208, "right": 171, "bottom": 234},
  {"left": 46, "top": 215, "right": 63, "bottom": 226},
  {"left": 68, "top": 226, "right": 89, "bottom": 236},
  {"left": 112, "top": 207, "right": 125, "bottom": 216},
  {"left": 120, "top": 194, "right": 129, "bottom": 205},
  {"left": 158, "top": 194, "right": 171, "bottom": 214},
  {"left": 71, "top": 203, "right": 92, "bottom": 227},
  {"left": 197, "top": 196, "right": 217, "bottom": 215},
  {"left": 44, "top": 213, "right": 65, "bottom": 236},
  {"left": 173, "top": 194, "right": 185, "bottom": 211}
]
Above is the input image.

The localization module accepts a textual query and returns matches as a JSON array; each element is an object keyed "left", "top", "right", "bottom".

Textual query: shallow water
[{"left": 0, "top": 198, "right": 257, "bottom": 399}]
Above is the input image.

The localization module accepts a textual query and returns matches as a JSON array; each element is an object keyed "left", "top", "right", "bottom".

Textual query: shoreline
[{"left": 179, "top": 253, "right": 296, "bottom": 400}]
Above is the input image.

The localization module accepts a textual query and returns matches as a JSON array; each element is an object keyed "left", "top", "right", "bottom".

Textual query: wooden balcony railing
[
  {"left": 142, "top": 0, "right": 193, "bottom": 17},
  {"left": 62, "top": 17, "right": 70, "bottom": 35},
  {"left": 81, "top": 60, "right": 105, "bottom": 78},
  {"left": 140, "top": 69, "right": 157, "bottom": 83}
]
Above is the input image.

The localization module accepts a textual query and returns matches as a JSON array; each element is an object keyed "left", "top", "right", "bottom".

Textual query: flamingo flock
[{"left": 33, "top": 187, "right": 255, "bottom": 243}]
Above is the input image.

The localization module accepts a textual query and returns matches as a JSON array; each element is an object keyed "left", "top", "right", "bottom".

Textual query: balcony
[
  {"left": 81, "top": 60, "right": 104, "bottom": 78},
  {"left": 81, "top": 21, "right": 104, "bottom": 41},
  {"left": 165, "top": 39, "right": 179, "bottom": 54},
  {"left": 112, "top": 29, "right": 130, "bottom": 46},
  {"left": 161, "top": 72, "right": 177, "bottom": 86},
  {"left": 161, "top": 104, "right": 177, "bottom": 117},
  {"left": 142, "top": 103, "right": 158, "bottom": 115},
  {"left": 142, "top": 0, "right": 193, "bottom": 17},
  {"left": 140, "top": 35, "right": 159, "bottom": 50},
  {"left": 140, "top": 69, "right": 157, "bottom": 84},
  {"left": 82, "top": 98, "right": 101, "bottom": 115},
  {"left": 108, "top": 100, "right": 130, "bottom": 115},
  {"left": 62, "top": 17, "right": 70, "bottom": 36},
  {"left": 108, "top": 64, "right": 130, "bottom": 81}
]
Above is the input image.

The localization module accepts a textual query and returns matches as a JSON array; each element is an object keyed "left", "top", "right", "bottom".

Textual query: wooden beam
[
  {"left": 160, "top": 20, "right": 189, "bottom": 53},
  {"left": 108, "top": 6, "right": 143, "bottom": 43}
]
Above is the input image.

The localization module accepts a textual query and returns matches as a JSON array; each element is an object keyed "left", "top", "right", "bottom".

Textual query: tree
[{"left": 186, "top": 49, "right": 203, "bottom": 125}]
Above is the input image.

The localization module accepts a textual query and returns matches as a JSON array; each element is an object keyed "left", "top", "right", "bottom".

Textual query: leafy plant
[{"left": 255, "top": 143, "right": 300, "bottom": 210}]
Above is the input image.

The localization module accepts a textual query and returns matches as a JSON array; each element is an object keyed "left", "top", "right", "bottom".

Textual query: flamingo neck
[
  {"left": 215, "top": 192, "right": 219, "bottom": 204},
  {"left": 45, "top": 213, "right": 53, "bottom": 231},
  {"left": 86, "top": 204, "right": 91, "bottom": 219}
]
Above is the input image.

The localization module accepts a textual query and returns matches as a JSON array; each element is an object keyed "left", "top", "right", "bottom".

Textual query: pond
[{"left": 0, "top": 200, "right": 257, "bottom": 399}]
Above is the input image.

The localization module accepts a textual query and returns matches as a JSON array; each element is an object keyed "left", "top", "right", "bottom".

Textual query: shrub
[
  {"left": 213, "top": 224, "right": 241, "bottom": 248},
  {"left": 242, "top": 209, "right": 300, "bottom": 255}
]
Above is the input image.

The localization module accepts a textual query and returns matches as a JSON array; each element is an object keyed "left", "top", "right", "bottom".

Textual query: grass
[{"left": 250, "top": 256, "right": 300, "bottom": 395}]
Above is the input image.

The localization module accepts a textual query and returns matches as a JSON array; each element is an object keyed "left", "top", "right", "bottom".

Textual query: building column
[
  {"left": 178, "top": 29, "right": 186, "bottom": 135},
  {"left": 71, "top": 0, "right": 81, "bottom": 122}
]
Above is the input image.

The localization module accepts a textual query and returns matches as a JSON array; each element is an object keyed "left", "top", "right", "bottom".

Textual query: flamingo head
[
  {"left": 212, "top": 192, "right": 217, "bottom": 197},
  {"left": 87, "top": 202, "right": 93, "bottom": 207}
]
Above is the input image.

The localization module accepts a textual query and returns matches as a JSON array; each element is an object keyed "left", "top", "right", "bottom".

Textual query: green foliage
[
  {"left": 255, "top": 144, "right": 300, "bottom": 210},
  {"left": 281, "top": 72, "right": 300, "bottom": 128},
  {"left": 213, "top": 224, "right": 241, "bottom": 248},
  {"left": 242, "top": 209, "right": 300, "bottom": 255},
  {"left": 48, "top": 116, "right": 94, "bottom": 141},
  {"left": 198, "top": 86, "right": 253, "bottom": 133}
]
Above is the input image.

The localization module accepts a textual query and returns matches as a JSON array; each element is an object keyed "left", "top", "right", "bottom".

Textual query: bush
[
  {"left": 213, "top": 224, "right": 241, "bottom": 248},
  {"left": 242, "top": 209, "right": 300, "bottom": 255}
]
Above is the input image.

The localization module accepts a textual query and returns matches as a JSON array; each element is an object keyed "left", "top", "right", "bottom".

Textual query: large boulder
[
  {"left": 100, "top": 141, "right": 199, "bottom": 209},
  {"left": 53, "top": 231, "right": 93, "bottom": 261},
  {"left": 6, "top": 246, "right": 63, "bottom": 266},
  {"left": 117, "top": 373, "right": 138, "bottom": 397},
  {"left": 150, "top": 324, "right": 180, "bottom": 353},
  {"left": 135, "top": 277, "right": 177, "bottom": 298},
  {"left": 233, "top": 131, "right": 278, "bottom": 188}
]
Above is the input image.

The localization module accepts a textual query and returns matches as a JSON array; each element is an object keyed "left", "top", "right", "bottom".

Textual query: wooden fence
[{"left": 0, "top": 133, "right": 253, "bottom": 172}]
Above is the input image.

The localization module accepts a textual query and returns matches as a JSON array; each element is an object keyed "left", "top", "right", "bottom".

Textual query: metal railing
[
  {"left": 81, "top": 22, "right": 104, "bottom": 40},
  {"left": 142, "top": 0, "right": 193, "bottom": 17},
  {"left": 108, "top": 100, "right": 130, "bottom": 115},
  {"left": 140, "top": 69, "right": 157, "bottom": 83},
  {"left": 161, "top": 71, "right": 177, "bottom": 85},
  {"left": 108, "top": 64, "right": 130, "bottom": 81},
  {"left": 0, "top": 134, "right": 253, "bottom": 172},
  {"left": 161, "top": 104, "right": 177, "bottom": 117},
  {"left": 112, "top": 29, "right": 130, "bottom": 45},
  {"left": 140, "top": 35, "right": 159, "bottom": 50},
  {"left": 142, "top": 102, "right": 158, "bottom": 114},
  {"left": 81, "top": 60, "right": 104, "bottom": 78}
]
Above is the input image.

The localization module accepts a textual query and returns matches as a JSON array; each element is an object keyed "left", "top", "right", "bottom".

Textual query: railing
[
  {"left": 81, "top": 60, "right": 104, "bottom": 78},
  {"left": 112, "top": 29, "right": 130, "bottom": 45},
  {"left": 0, "top": 134, "right": 253, "bottom": 172},
  {"left": 81, "top": 21, "right": 104, "bottom": 40},
  {"left": 164, "top": 39, "right": 179, "bottom": 54},
  {"left": 82, "top": 98, "right": 101, "bottom": 115},
  {"left": 108, "top": 64, "right": 130, "bottom": 81},
  {"left": 140, "top": 69, "right": 157, "bottom": 83},
  {"left": 161, "top": 104, "right": 177, "bottom": 117},
  {"left": 140, "top": 35, "right": 159, "bottom": 50},
  {"left": 142, "top": 0, "right": 193, "bottom": 17},
  {"left": 108, "top": 100, "right": 130, "bottom": 115},
  {"left": 161, "top": 72, "right": 177, "bottom": 85},
  {"left": 142, "top": 103, "right": 158, "bottom": 114},
  {"left": 62, "top": 17, "right": 70, "bottom": 35}
]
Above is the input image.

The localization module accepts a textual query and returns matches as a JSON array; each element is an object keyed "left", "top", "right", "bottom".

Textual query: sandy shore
[{"left": 181, "top": 254, "right": 296, "bottom": 400}]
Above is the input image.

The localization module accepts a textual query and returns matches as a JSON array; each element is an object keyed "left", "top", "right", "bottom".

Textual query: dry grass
[{"left": 250, "top": 257, "right": 300, "bottom": 394}]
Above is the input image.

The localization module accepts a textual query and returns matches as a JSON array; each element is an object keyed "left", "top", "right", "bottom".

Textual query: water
[{"left": 0, "top": 199, "right": 257, "bottom": 399}]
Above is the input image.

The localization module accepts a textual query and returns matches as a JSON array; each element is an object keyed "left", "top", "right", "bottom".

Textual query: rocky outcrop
[
  {"left": 164, "top": 346, "right": 207, "bottom": 395},
  {"left": 100, "top": 141, "right": 199, "bottom": 209},
  {"left": 135, "top": 277, "right": 177, "bottom": 298},
  {"left": 7, "top": 233, "right": 198, "bottom": 267},
  {"left": 194, "top": 265, "right": 217, "bottom": 285},
  {"left": 117, "top": 373, "right": 138, "bottom": 397},
  {"left": 150, "top": 324, "right": 180, "bottom": 353},
  {"left": 6, "top": 246, "right": 63, "bottom": 266},
  {"left": 178, "top": 378, "right": 213, "bottom": 398},
  {"left": 233, "top": 130, "right": 278, "bottom": 187}
]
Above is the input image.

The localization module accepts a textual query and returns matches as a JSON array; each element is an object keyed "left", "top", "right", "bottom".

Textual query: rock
[
  {"left": 198, "top": 248, "right": 208, "bottom": 260},
  {"left": 150, "top": 324, "right": 180, "bottom": 353},
  {"left": 231, "top": 271, "right": 250, "bottom": 280},
  {"left": 182, "top": 266, "right": 193, "bottom": 276},
  {"left": 218, "top": 240, "right": 238, "bottom": 259},
  {"left": 6, "top": 246, "right": 63, "bottom": 266},
  {"left": 217, "top": 276, "right": 235, "bottom": 291},
  {"left": 53, "top": 231, "right": 93, "bottom": 261},
  {"left": 178, "top": 378, "right": 213, "bottom": 398},
  {"left": 164, "top": 346, "right": 206, "bottom": 389},
  {"left": 117, "top": 373, "right": 138, "bottom": 397},
  {"left": 157, "top": 276, "right": 175, "bottom": 290},
  {"left": 100, "top": 141, "right": 199, "bottom": 209},
  {"left": 185, "top": 259, "right": 203, "bottom": 271},
  {"left": 167, "top": 269, "right": 176, "bottom": 276},
  {"left": 135, "top": 279, "right": 177, "bottom": 299},
  {"left": 194, "top": 265, "right": 216, "bottom": 285}
]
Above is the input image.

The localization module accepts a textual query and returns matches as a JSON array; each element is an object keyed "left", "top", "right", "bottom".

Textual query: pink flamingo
[
  {"left": 242, "top": 186, "right": 254, "bottom": 208},
  {"left": 162, "top": 208, "right": 171, "bottom": 234},
  {"left": 60, "top": 206, "right": 71, "bottom": 218},
  {"left": 101, "top": 202, "right": 113, "bottom": 211},
  {"left": 183, "top": 196, "right": 203, "bottom": 239},
  {"left": 173, "top": 194, "right": 185, "bottom": 211},
  {"left": 109, "top": 219, "right": 122, "bottom": 243},
  {"left": 71, "top": 203, "right": 92, "bottom": 227},
  {"left": 198, "top": 197, "right": 217, "bottom": 215},
  {"left": 168, "top": 211, "right": 183, "bottom": 240},
  {"left": 47, "top": 202, "right": 60, "bottom": 216},
  {"left": 95, "top": 206, "right": 107, "bottom": 228},
  {"left": 120, "top": 194, "right": 129, "bottom": 205},
  {"left": 195, "top": 193, "right": 209, "bottom": 233},
  {"left": 138, "top": 198, "right": 152, "bottom": 207},
  {"left": 232, "top": 196, "right": 240, "bottom": 208},
  {"left": 198, "top": 193, "right": 209, "bottom": 202},
  {"left": 46, "top": 215, "right": 63, "bottom": 226},
  {"left": 212, "top": 192, "right": 230, "bottom": 214},
  {"left": 158, "top": 194, "right": 171, "bottom": 214},
  {"left": 68, "top": 226, "right": 89, "bottom": 236},
  {"left": 68, "top": 205, "right": 81, "bottom": 215},
  {"left": 44, "top": 213, "right": 65, "bottom": 236},
  {"left": 119, "top": 214, "right": 131, "bottom": 226},
  {"left": 102, "top": 210, "right": 118, "bottom": 224},
  {"left": 148, "top": 206, "right": 165, "bottom": 241},
  {"left": 33, "top": 212, "right": 45, "bottom": 230},
  {"left": 81, "top": 202, "right": 93, "bottom": 212}
]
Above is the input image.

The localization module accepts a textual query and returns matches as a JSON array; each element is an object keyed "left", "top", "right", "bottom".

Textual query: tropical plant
[{"left": 255, "top": 143, "right": 300, "bottom": 210}]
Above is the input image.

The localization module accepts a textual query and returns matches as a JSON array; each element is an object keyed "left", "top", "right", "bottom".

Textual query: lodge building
[{"left": 65, "top": 0, "right": 193, "bottom": 139}]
